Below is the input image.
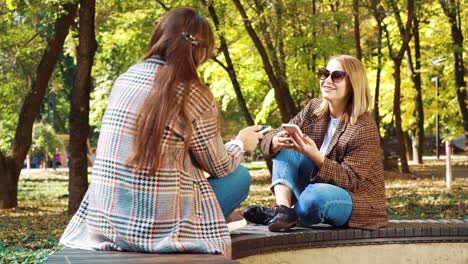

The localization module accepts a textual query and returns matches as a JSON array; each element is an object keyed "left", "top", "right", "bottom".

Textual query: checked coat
[
  {"left": 60, "top": 56, "right": 243, "bottom": 256},
  {"left": 261, "top": 98, "right": 388, "bottom": 230}
]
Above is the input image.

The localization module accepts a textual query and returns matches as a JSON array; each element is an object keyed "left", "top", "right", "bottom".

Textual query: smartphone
[
  {"left": 257, "top": 125, "right": 271, "bottom": 134},
  {"left": 281, "top": 123, "right": 303, "bottom": 137}
]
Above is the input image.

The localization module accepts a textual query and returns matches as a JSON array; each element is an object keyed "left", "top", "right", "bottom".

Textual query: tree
[
  {"left": 384, "top": 0, "right": 414, "bottom": 173},
  {"left": 232, "top": 0, "right": 298, "bottom": 122},
  {"left": 439, "top": 0, "right": 468, "bottom": 154},
  {"left": 392, "top": 0, "right": 425, "bottom": 164},
  {"left": 408, "top": 2, "right": 424, "bottom": 164},
  {"left": 367, "top": 0, "right": 385, "bottom": 129},
  {"left": 68, "top": 0, "right": 97, "bottom": 215},
  {"left": 353, "top": 0, "right": 362, "bottom": 60},
  {"left": 0, "top": 2, "right": 78, "bottom": 209},
  {"left": 202, "top": 0, "right": 255, "bottom": 126}
]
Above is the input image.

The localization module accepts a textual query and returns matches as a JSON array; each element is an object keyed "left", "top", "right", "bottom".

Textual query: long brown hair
[{"left": 127, "top": 8, "right": 215, "bottom": 175}]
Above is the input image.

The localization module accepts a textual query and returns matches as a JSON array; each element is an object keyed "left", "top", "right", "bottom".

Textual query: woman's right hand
[
  {"left": 236, "top": 125, "right": 264, "bottom": 152},
  {"left": 271, "top": 130, "right": 294, "bottom": 153}
]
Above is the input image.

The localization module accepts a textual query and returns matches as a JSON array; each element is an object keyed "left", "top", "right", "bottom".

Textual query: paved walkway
[
  {"left": 21, "top": 155, "right": 468, "bottom": 178},
  {"left": 409, "top": 155, "right": 468, "bottom": 178}
]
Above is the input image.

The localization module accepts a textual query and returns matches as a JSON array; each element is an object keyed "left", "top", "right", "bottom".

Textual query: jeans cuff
[{"left": 270, "top": 179, "right": 297, "bottom": 199}]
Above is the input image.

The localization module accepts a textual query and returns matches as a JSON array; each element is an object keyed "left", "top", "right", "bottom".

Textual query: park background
[{"left": 0, "top": 0, "right": 467, "bottom": 263}]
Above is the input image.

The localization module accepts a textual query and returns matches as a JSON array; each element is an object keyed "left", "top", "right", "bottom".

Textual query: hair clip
[{"left": 181, "top": 33, "right": 199, "bottom": 46}]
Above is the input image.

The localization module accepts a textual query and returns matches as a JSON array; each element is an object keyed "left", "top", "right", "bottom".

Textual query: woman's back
[{"left": 60, "top": 55, "right": 232, "bottom": 255}]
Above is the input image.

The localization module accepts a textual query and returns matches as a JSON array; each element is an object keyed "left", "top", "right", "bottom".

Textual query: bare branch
[{"left": 156, "top": 0, "right": 170, "bottom": 11}]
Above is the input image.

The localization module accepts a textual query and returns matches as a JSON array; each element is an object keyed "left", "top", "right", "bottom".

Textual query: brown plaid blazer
[{"left": 261, "top": 98, "right": 388, "bottom": 230}]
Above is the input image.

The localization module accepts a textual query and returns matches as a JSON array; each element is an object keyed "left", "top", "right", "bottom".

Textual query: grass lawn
[{"left": 1, "top": 160, "right": 467, "bottom": 263}]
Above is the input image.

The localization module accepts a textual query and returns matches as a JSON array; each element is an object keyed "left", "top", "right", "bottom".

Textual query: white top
[{"left": 319, "top": 116, "right": 341, "bottom": 155}]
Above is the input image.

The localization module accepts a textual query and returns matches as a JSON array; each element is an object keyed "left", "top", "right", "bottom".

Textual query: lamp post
[
  {"left": 431, "top": 76, "right": 440, "bottom": 159},
  {"left": 430, "top": 58, "right": 452, "bottom": 191},
  {"left": 431, "top": 58, "right": 446, "bottom": 160}
]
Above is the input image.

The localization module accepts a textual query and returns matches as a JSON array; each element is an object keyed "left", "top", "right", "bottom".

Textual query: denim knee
[
  {"left": 295, "top": 185, "right": 326, "bottom": 224},
  {"left": 235, "top": 165, "right": 251, "bottom": 199},
  {"left": 295, "top": 183, "right": 352, "bottom": 227},
  {"left": 210, "top": 165, "right": 251, "bottom": 218}
]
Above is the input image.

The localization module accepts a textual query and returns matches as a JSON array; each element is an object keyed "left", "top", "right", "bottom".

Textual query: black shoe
[
  {"left": 267, "top": 205, "right": 298, "bottom": 232},
  {"left": 242, "top": 205, "right": 278, "bottom": 225}
]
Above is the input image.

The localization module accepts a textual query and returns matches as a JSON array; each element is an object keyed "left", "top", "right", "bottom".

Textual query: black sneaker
[
  {"left": 267, "top": 205, "right": 298, "bottom": 232},
  {"left": 242, "top": 205, "right": 278, "bottom": 225}
]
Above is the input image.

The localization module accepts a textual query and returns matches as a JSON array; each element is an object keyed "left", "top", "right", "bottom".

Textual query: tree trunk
[
  {"left": 0, "top": 2, "right": 78, "bottom": 209},
  {"left": 440, "top": 0, "right": 468, "bottom": 154},
  {"left": 272, "top": 1, "right": 288, "bottom": 83},
  {"left": 404, "top": 131, "right": 413, "bottom": 162},
  {"left": 388, "top": 0, "right": 414, "bottom": 173},
  {"left": 0, "top": 154, "right": 20, "bottom": 208},
  {"left": 205, "top": 1, "right": 254, "bottom": 126},
  {"left": 393, "top": 1, "right": 424, "bottom": 164},
  {"left": 393, "top": 64, "right": 410, "bottom": 173},
  {"left": 374, "top": 30, "right": 383, "bottom": 129},
  {"left": 412, "top": 13, "right": 424, "bottom": 164},
  {"left": 232, "top": 0, "right": 298, "bottom": 122},
  {"left": 353, "top": 0, "right": 362, "bottom": 60},
  {"left": 311, "top": 0, "right": 318, "bottom": 93},
  {"left": 369, "top": 0, "right": 384, "bottom": 128},
  {"left": 68, "top": 0, "right": 97, "bottom": 215},
  {"left": 368, "top": 0, "right": 391, "bottom": 167}
]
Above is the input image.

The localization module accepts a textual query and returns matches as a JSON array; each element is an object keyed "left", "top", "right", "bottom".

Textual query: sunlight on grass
[{"left": 1, "top": 171, "right": 69, "bottom": 264}]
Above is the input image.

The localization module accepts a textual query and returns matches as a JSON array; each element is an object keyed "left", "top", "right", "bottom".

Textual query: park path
[
  {"left": 20, "top": 155, "right": 467, "bottom": 178},
  {"left": 409, "top": 155, "right": 468, "bottom": 179}
]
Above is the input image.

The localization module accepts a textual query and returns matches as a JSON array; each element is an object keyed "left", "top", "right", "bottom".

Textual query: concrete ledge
[
  {"left": 237, "top": 243, "right": 468, "bottom": 264},
  {"left": 46, "top": 220, "right": 468, "bottom": 263},
  {"left": 230, "top": 219, "right": 468, "bottom": 260}
]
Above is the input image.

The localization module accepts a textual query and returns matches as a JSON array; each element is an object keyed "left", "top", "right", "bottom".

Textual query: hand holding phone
[
  {"left": 236, "top": 125, "right": 265, "bottom": 152},
  {"left": 281, "top": 124, "right": 303, "bottom": 137},
  {"left": 257, "top": 125, "right": 271, "bottom": 134}
]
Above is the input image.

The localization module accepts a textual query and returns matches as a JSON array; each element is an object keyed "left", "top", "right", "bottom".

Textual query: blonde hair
[{"left": 315, "top": 54, "right": 371, "bottom": 125}]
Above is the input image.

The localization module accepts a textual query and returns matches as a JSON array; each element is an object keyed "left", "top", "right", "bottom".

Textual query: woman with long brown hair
[{"left": 60, "top": 7, "right": 262, "bottom": 256}]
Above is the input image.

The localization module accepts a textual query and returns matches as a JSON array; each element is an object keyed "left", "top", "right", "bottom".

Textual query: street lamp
[
  {"left": 431, "top": 58, "right": 447, "bottom": 65},
  {"left": 431, "top": 58, "right": 446, "bottom": 160},
  {"left": 430, "top": 75, "right": 440, "bottom": 159}
]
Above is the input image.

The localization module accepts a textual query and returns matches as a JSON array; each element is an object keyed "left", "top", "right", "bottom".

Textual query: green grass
[
  {"left": 0, "top": 171, "right": 69, "bottom": 264},
  {"left": 1, "top": 163, "right": 467, "bottom": 263}
]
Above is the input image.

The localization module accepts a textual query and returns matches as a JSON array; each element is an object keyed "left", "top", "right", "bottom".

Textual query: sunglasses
[{"left": 318, "top": 68, "right": 347, "bottom": 83}]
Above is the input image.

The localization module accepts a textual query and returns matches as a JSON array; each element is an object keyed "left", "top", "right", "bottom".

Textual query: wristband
[{"left": 226, "top": 138, "right": 244, "bottom": 151}]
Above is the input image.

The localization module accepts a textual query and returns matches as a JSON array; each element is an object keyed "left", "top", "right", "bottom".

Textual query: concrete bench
[{"left": 46, "top": 219, "right": 468, "bottom": 263}]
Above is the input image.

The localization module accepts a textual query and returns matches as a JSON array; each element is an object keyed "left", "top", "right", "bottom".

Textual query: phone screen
[{"left": 282, "top": 124, "right": 303, "bottom": 137}]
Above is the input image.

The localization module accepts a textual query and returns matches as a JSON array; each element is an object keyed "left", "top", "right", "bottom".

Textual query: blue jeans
[
  {"left": 209, "top": 165, "right": 251, "bottom": 218},
  {"left": 271, "top": 149, "right": 352, "bottom": 227}
]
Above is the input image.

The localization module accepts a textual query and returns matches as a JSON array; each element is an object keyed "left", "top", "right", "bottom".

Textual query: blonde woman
[{"left": 243, "top": 55, "right": 388, "bottom": 231}]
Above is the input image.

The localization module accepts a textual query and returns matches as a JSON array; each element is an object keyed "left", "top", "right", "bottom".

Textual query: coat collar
[{"left": 147, "top": 55, "right": 166, "bottom": 65}]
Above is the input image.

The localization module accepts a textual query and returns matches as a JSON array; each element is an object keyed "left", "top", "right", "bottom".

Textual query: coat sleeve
[
  {"left": 311, "top": 121, "right": 382, "bottom": 192},
  {"left": 189, "top": 104, "right": 244, "bottom": 178},
  {"left": 261, "top": 100, "right": 315, "bottom": 157}
]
